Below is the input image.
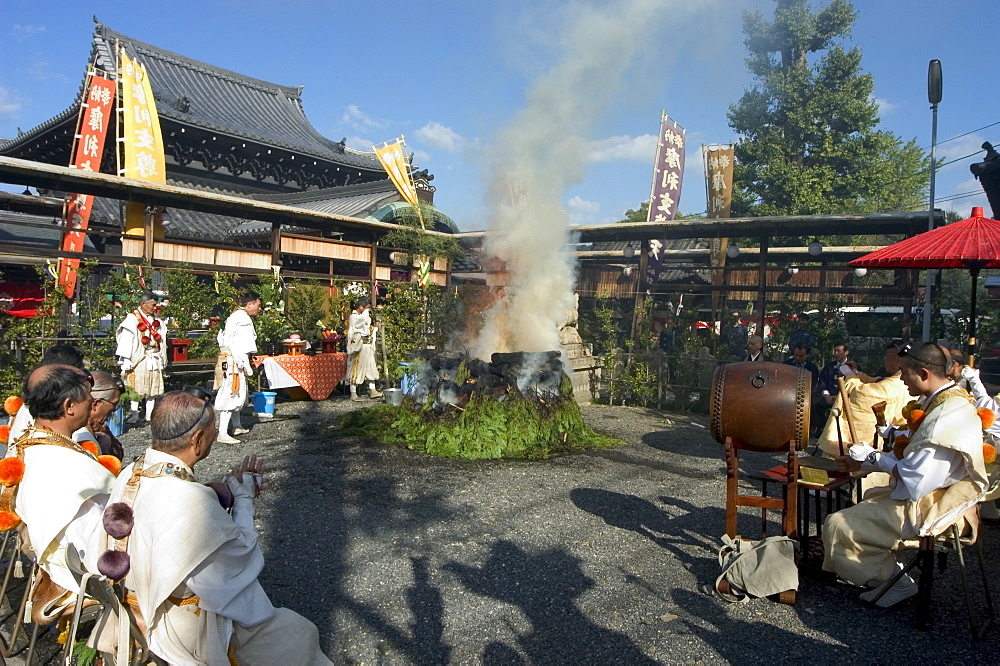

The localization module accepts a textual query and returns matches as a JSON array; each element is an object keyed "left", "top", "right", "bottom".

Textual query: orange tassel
[
  {"left": 0, "top": 425, "right": 9, "bottom": 445},
  {"left": 97, "top": 455, "right": 122, "bottom": 477},
  {"left": 3, "top": 396, "right": 22, "bottom": 417},
  {"left": 0, "top": 458, "right": 24, "bottom": 486},
  {"left": 984, "top": 443, "right": 997, "bottom": 465},
  {"left": 893, "top": 434, "right": 910, "bottom": 459},
  {"left": 978, "top": 407, "right": 996, "bottom": 431},
  {"left": 81, "top": 441, "right": 100, "bottom": 458},
  {"left": 0, "top": 510, "right": 21, "bottom": 531}
]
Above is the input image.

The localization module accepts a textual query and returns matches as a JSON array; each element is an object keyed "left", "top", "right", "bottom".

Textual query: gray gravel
[{"left": 107, "top": 397, "right": 997, "bottom": 664}]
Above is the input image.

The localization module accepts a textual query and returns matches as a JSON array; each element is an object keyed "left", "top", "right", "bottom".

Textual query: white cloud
[
  {"left": 344, "top": 135, "right": 374, "bottom": 151},
  {"left": 940, "top": 176, "right": 990, "bottom": 217},
  {"left": 0, "top": 86, "right": 22, "bottom": 120},
  {"left": 566, "top": 195, "right": 601, "bottom": 226},
  {"left": 587, "top": 134, "right": 656, "bottom": 163},
  {"left": 415, "top": 122, "right": 465, "bottom": 153},
  {"left": 938, "top": 134, "right": 990, "bottom": 173},
  {"left": 411, "top": 149, "right": 431, "bottom": 164},
  {"left": 340, "top": 105, "right": 383, "bottom": 131},
  {"left": 12, "top": 25, "right": 45, "bottom": 41},
  {"left": 26, "top": 59, "right": 68, "bottom": 82},
  {"left": 871, "top": 95, "right": 897, "bottom": 115}
]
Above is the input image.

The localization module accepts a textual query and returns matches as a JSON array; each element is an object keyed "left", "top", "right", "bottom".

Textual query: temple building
[{"left": 0, "top": 18, "right": 457, "bottom": 286}]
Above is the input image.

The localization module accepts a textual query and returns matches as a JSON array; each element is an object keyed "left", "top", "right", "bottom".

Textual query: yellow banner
[
  {"left": 120, "top": 48, "right": 166, "bottom": 237},
  {"left": 374, "top": 138, "right": 421, "bottom": 219}
]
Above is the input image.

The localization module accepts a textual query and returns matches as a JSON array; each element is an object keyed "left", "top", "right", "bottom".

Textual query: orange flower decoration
[
  {"left": 81, "top": 441, "right": 100, "bottom": 458},
  {"left": 984, "top": 443, "right": 998, "bottom": 465},
  {"left": 0, "top": 458, "right": 24, "bottom": 486},
  {"left": 0, "top": 510, "right": 21, "bottom": 531},
  {"left": 907, "top": 409, "right": 926, "bottom": 429},
  {"left": 893, "top": 434, "right": 910, "bottom": 459},
  {"left": 901, "top": 401, "right": 920, "bottom": 420},
  {"left": 978, "top": 407, "right": 996, "bottom": 431},
  {"left": 3, "top": 396, "right": 22, "bottom": 417},
  {"left": 97, "top": 455, "right": 122, "bottom": 477},
  {"left": 0, "top": 425, "right": 9, "bottom": 445}
]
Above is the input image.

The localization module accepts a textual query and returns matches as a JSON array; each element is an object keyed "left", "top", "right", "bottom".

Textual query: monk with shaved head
[
  {"left": 7, "top": 364, "right": 117, "bottom": 624},
  {"left": 95, "top": 389, "right": 331, "bottom": 664}
]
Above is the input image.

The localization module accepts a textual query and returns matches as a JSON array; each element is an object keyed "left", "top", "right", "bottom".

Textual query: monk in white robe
[
  {"left": 6, "top": 365, "right": 115, "bottom": 621},
  {"left": 96, "top": 390, "right": 331, "bottom": 664},
  {"left": 214, "top": 291, "right": 261, "bottom": 443},
  {"left": 823, "top": 342, "right": 988, "bottom": 608},
  {"left": 347, "top": 299, "right": 381, "bottom": 401},
  {"left": 115, "top": 292, "right": 167, "bottom": 423}
]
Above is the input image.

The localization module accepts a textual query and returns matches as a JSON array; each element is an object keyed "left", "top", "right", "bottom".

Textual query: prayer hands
[{"left": 230, "top": 453, "right": 267, "bottom": 498}]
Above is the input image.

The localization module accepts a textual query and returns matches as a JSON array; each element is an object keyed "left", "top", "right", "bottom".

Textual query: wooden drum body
[{"left": 710, "top": 361, "right": 811, "bottom": 452}]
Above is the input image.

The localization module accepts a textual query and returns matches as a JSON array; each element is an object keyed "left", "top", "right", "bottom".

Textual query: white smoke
[{"left": 468, "top": 0, "right": 707, "bottom": 359}]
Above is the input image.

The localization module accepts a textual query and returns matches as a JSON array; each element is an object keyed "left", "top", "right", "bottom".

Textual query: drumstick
[
  {"left": 837, "top": 376, "right": 858, "bottom": 446},
  {"left": 830, "top": 406, "right": 845, "bottom": 456}
]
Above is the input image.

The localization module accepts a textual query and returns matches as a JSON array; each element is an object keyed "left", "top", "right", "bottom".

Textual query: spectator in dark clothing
[
  {"left": 784, "top": 343, "right": 819, "bottom": 390},
  {"left": 786, "top": 313, "right": 817, "bottom": 356},
  {"left": 817, "top": 343, "right": 851, "bottom": 407},
  {"left": 721, "top": 312, "right": 748, "bottom": 359},
  {"left": 744, "top": 335, "right": 764, "bottom": 362},
  {"left": 658, "top": 318, "right": 676, "bottom": 353}
]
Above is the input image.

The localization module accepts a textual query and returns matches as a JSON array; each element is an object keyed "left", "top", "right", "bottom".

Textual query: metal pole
[{"left": 923, "top": 59, "right": 942, "bottom": 342}]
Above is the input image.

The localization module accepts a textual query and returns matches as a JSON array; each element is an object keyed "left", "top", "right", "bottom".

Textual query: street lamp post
[{"left": 923, "top": 59, "right": 942, "bottom": 342}]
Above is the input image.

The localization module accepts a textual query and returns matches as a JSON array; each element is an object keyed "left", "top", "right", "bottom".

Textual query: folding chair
[
  {"left": 0, "top": 529, "right": 43, "bottom": 663},
  {"left": 870, "top": 482, "right": 996, "bottom": 639}
]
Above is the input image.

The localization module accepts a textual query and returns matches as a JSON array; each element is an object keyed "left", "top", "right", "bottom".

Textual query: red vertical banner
[{"left": 59, "top": 73, "right": 116, "bottom": 298}]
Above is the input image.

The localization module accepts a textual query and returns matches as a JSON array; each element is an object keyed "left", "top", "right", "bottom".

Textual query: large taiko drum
[{"left": 709, "top": 361, "right": 811, "bottom": 452}]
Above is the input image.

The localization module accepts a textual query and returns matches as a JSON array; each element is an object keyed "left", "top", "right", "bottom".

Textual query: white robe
[
  {"left": 116, "top": 311, "right": 168, "bottom": 399},
  {"left": 347, "top": 309, "right": 379, "bottom": 384},
  {"left": 13, "top": 430, "right": 114, "bottom": 592},
  {"left": 823, "top": 385, "right": 988, "bottom": 585},
  {"left": 215, "top": 310, "right": 257, "bottom": 412},
  {"left": 105, "top": 448, "right": 329, "bottom": 665}
]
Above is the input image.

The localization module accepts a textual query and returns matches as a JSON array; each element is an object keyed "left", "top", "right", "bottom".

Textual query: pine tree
[{"left": 727, "top": 0, "right": 929, "bottom": 219}]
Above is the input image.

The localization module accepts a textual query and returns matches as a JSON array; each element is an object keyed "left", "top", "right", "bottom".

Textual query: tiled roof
[
  {"left": 0, "top": 211, "right": 99, "bottom": 253},
  {"left": 92, "top": 21, "right": 382, "bottom": 172}
]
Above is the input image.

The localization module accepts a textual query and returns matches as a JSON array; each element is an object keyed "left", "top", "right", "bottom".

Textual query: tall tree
[{"left": 728, "top": 0, "right": 929, "bottom": 218}]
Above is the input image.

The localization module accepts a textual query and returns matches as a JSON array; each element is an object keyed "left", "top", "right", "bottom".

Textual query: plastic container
[
  {"left": 399, "top": 362, "right": 415, "bottom": 395},
  {"left": 251, "top": 391, "right": 277, "bottom": 417}
]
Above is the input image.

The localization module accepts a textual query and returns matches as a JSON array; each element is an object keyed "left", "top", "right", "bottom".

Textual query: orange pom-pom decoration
[
  {"left": 3, "top": 396, "right": 22, "bottom": 416},
  {"left": 81, "top": 441, "right": 100, "bottom": 458},
  {"left": 0, "top": 425, "right": 9, "bottom": 445},
  {"left": 978, "top": 407, "right": 996, "bottom": 431},
  {"left": 0, "top": 458, "right": 25, "bottom": 486},
  {"left": 908, "top": 409, "right": 925, "bottom": 427},
  {"left": 984, "top": 443, "right": 997, "bottom": 465},
  {"left": 97, "top": 455, "right": 122, "bottom": 477},
  {"left": 0, "top": 510, "right": 21, "bottom": 531}
]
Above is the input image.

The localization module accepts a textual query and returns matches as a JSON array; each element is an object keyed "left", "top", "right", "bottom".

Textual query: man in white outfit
[
  {"left": 215, "top": 291, "right": 261, "bottom": 443},
  {"left": 347, "top": 298, "right": 382, "bottom": 402},
  {"left": 95, "top": 390, "right": 332, "bottom": 664},
  {"left": 115, "top": 292, "right": 167, "bottom": 424}
]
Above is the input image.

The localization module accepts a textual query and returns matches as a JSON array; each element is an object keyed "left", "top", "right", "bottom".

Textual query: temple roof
[
  {"left": 0, "top": 20, "right": 383, "bottom": 175},
  {"left": 91, "top": 21, "right": 381, "bottom": 171}
]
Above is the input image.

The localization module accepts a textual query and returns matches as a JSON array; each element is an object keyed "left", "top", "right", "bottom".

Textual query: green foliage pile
[{"left": 338, "top": 391, "right": 621, "bottom": 460}]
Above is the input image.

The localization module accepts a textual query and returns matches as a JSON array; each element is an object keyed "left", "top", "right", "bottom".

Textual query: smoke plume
[{"left": 469, "top": 0, "right": 704, "bottom": 359}]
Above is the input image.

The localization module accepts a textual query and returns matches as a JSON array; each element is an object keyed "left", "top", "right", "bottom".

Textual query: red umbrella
[{"left": 850, "top": 206, "right": 1000, "bottom": 364}]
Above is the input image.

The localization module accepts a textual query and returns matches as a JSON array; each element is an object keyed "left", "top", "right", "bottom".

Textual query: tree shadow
[{"left": 444, "top": 540, "right": 657, "bottom": 665}]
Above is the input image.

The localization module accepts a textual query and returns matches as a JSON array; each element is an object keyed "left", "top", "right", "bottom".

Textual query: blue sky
[{"left": 1, "top": 0, "right": 998, "bottom": 231}]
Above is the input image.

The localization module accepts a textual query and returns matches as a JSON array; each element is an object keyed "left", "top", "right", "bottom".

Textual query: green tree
[{"left": 728, "top": 0, "right": 929, "bottom": 223}]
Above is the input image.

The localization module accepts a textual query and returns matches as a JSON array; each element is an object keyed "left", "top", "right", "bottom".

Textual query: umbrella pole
[{"left": 968, "top": 268, "right": 980, "bottom": 367}]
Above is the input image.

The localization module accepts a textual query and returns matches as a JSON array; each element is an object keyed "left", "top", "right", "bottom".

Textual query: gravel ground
[{"left": 105, "top": 397, "right": 998, "bottom": 664}]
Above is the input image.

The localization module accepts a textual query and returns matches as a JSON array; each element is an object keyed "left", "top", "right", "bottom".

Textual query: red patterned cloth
[{"left": 253, "top": 353, "right": 346, "bottom": 401}]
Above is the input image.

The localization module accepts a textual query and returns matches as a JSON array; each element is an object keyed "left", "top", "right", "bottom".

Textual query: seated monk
[
  {"left": 818, "top": 341, "right": 913, "bottom": 458},
  {"left": 823, "top": 342, "right": 988, "bottom": 608},
  {"left": 2, "top": 365, "right": 117, "bottom": 622},
  {"left": 94, "top": 389, "right": 332, "bottom": 664}
]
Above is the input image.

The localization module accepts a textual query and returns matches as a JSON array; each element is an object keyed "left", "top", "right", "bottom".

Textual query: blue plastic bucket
[
  {"left": 107, "top": 404, "right": 124, "bottom": 437},
  {"left": 251, "top": 391, "right": 277, "bottom": 416}
]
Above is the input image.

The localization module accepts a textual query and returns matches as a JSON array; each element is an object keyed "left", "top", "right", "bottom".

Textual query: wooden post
[
  {"left": 370, "top": 238, "right": 378, "bottom": 307},
  {"left": 143, "top": 207, "right": 154, "bottom": 265},
  {"left": 270, "top": 222, "right": 282, "bottom": 267},
  {"left": 756, "top": 235, "right": 768, "bottom": 342},
  {"left": 631, "top": 240, "right": 649, "bottom": 343}
]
